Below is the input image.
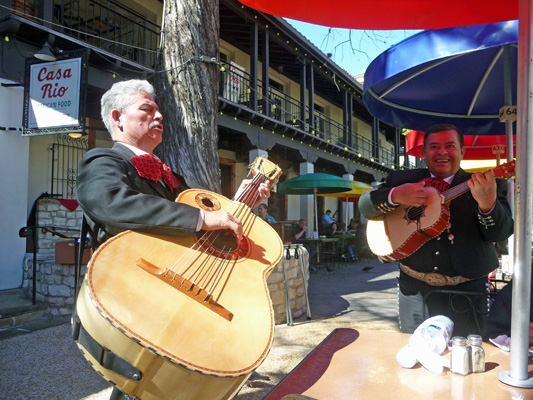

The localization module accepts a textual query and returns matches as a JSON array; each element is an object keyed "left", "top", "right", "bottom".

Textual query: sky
[{"left": 285, "top": 19, "right": 420, "bottom": 76}]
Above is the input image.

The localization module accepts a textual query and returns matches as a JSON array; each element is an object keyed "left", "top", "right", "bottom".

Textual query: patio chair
[{"left": 422, "top": 289, "right": 497, "bottom": 334}]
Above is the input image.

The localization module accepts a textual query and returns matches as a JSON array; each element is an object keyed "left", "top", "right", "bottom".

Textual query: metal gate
[{"left": 50, "top": 135, "right": 88, "bottom": 199}]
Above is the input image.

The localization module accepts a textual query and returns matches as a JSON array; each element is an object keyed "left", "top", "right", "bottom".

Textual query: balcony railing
[
  {"left": 220, "top": 60, "right": 403, "bottom": 170},
  {"left": 10, "top": 0, "right": 160, "bottom": 68},
  {"left": 10, "top": 2, "right": 402, "bottom": 169}
]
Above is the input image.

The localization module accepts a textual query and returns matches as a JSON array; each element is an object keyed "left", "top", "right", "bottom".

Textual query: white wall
[
  {"left": 0, "top": 81, "right": 29, "bottom": 289},
  {"left": 27, "top": 135, "right": 55, "bottom": 214}
]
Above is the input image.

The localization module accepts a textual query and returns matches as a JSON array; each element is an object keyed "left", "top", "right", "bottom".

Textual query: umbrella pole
[
  {"left": 314, "top": 188, "right": 318, "bottom": 238},
  {"left": 503, "top": 43, "right": 516, "bottom": 282},
  {"left": 498, "top": 1, "right": 533, "bottom": 387},
  {"left": 345, "top": 196, "right": 350, "bottom": 228},
  {"left": 314, "top": 188, "right": 320, "bottom": 268}
]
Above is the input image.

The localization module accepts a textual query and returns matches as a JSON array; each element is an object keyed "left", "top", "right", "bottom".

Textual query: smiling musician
[{"left": 359, "top": 124, "right": 513, "bottom": 336}]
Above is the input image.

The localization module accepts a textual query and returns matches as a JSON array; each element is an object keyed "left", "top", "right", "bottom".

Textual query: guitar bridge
[{"left": 136, "top": 258, "right": 233, "bottom": 322}]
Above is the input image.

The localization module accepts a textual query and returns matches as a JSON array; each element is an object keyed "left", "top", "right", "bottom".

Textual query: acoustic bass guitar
[
  {"left": 75, "top": 157, "right": 283, "bottom": 400},
  {"left": 366, "top": 160, "right": 514, "bottom": 262}
]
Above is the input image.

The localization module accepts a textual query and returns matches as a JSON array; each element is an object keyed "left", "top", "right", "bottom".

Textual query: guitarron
[
  {"left": 366, "top": 160, "right": 514, "bottom": 262},
  {"left": 74, "top": 157, "right": 283, "bottom": 399}
]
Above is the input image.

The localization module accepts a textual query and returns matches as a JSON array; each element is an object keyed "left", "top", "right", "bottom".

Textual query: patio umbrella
[
  {"left": 237, "top": 0, "right": 516, "bottom": 29},
  {"left": 406, "top": 130, "right": 517, "bottom": 162},
  {"left": 363, "top": 20, "right": 518, "bottom": 136},
  {"left": 241, "top": 0, "right": 532, "bottom": 387},
  {"left": 277, "top": 172, "right": 351, "bottom": 235},
  {"left": 318, "top": 181, "right": 373, "bottom": 226}
]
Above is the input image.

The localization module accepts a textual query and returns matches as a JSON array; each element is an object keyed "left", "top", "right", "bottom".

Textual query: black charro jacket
[
  {"left": 77, "top": 142, "right": 201, "bottom": 248},
  {"left": 358, "top": 168, "right": 514, "bottom": 279}
]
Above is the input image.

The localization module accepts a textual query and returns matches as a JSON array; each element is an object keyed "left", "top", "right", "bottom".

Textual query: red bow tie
[
  {"left": 130, "top": 154, "right": 180, "bottom": 191},
  {"left": 422, "top": 177, "right": 450, "bottom": 193}
]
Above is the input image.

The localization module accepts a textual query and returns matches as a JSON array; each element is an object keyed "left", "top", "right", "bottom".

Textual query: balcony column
[
  {"left": 262, "top": 29, "right": 270, "bottom": 117},
  {"left": 394, "top": 127, "right": 401, "bottom": 167},
  {"left": 300, "top": 162, "right": 315, "bottom": 235},
  {"left": 342, "top": 173, "right": 354, "bottom": 226},
  {"left": 372, "top": 118, "right": 380, "bottom": 161},
  {"left": 0, "top": 0, "right": 9, "bottom": 19},
  {"left": 404, "top": 141, "right": 410, "bottom": 168},
  {"left": 300, "top": 61, "right": 307, "bottom": 130},
  {"left": 38, "top": 0, "right": 55, "bottom": 29},
  {"left": 343, "top": 91, "right": 353, "bottom": 148},
  {"left": 307, "top": 64, "right": 315, "bottom": 134},
  {"left": 249, "top": 23, "right": 259, "bottom": 111}
]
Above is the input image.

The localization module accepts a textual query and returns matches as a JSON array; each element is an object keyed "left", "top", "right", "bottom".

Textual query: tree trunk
[{"left": 154, "top": 0, "right": 221, "bottom": 192}]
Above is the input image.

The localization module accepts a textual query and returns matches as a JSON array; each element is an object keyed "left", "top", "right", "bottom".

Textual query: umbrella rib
[
  {"left": 467, "top": 47, "right": 503, "bottom": 116},
  {"left": 367, "top": 88, "right": 498, "bottom": 119},
  {"left": 378, "top": 54, "right": 462, "bottom": 98}
]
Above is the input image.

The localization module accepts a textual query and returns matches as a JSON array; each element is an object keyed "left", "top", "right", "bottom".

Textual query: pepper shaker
[{"left": 467, "top": 334, "right": 485, "bottom": 373}]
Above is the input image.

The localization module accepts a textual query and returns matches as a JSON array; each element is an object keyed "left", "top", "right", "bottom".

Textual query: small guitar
[
  {"left": 75, "top": 157, "right": 283, "bottom": 400},
  {"left": 366, "top": 160, "right": 515, "bottom": 262}
]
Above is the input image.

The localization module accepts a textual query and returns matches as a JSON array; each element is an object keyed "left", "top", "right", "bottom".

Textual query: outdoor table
[
  {"left": 265, "top": 328, "right": 533, "bottom": 400},
  {"left": 295, "top": 238, "right": 338, "bottom": 270}
]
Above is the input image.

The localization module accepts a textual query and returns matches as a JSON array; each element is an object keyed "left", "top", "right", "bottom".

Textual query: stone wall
[
  {"left": 23, "top": 199, "right": 311, "bottom": 324},
  {"left": 22, "top": 198, "right": 85, "bottom": 317},
  {"left": 267, "top": 245, "right": 311, "bottom": 324}
]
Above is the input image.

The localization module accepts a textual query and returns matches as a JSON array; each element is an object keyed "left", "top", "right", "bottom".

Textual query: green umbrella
[{"left": 277, "top": 173, "right": 352, "bottom": 234}]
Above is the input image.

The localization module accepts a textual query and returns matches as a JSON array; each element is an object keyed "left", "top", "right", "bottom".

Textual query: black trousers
[{"left": 398, "top": 272, "right": 489, "bottom": 337}]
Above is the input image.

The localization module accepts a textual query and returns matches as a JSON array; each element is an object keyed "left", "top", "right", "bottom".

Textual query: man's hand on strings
[
  {"left": 391, "top": 181, "right": 427, "bottom": 207},
  {"left": 256, "top": 180, "right": 271, "bottom": 207},
  {"left": 236, "top": 179, "right": 271, "bottom": 209},
  {"left": 202, "top": 210, "right": 243, "bottom": 243},
  {"left": 468, "top": 170, "right": 497, "bottom": 213}
]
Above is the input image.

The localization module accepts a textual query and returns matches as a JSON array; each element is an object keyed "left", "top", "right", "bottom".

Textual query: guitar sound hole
[
  {"left": 202, "top": 198, "right": 215, "bottom": 208},
  {"left": 196, "top": 229, "right": 248, "bottom": 259},
  {"left": 406, "top": 205, "right": 425, "bottom": 222}
]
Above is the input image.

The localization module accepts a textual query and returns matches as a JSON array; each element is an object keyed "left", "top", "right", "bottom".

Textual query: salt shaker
[
  {"left": 467, "top": 334, "right": 485, "bottom": 373},
  {"left": 450, "top": 336, "right": 470, "bottom": 375}
]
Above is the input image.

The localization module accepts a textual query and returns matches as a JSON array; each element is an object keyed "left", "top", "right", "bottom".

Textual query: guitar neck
[
  {"left": 234, "top": 157, "right": 282, "bottom": 208},
  {"left": 442, "top": 160, "right": 515, "bottom": 203},
  {"left": 442, "top": 181, "right": 470, "bottom": 203},
  {"left": 235, "top": 173, "right": 270, "bottom": 208}
]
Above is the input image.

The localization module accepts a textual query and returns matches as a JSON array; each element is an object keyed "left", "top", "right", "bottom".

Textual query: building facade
[{"left": 0, "top": 0, "right": 416, "bottom": 296}]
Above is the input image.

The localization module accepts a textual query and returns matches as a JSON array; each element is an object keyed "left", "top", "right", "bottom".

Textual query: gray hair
[{"left": 100, "top": 79, "right": 156, "bottom": 138}]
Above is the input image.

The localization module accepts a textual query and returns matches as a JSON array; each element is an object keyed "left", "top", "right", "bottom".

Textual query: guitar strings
[
  {"left": 162, "top": 169, "right": 271, "bottom": 302},
  {"left": 166, "top": 159, "right": 281, "bottom": 300},
  {"left": 405, "top": 179, "right": 484, "bottom": 221}
]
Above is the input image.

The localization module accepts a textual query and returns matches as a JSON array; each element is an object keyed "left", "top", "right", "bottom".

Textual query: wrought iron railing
[
  {"left": 10, "top": 0, "right": 160, "bottom": 68},
  {"left": 50, "top": 134, "right": 89, "bottom": 199},
  {"left": 219, "top": 60, "right": 403, "bottom": 169},
  {"left": 269, "top": 87, "right": 302, "bottom": 126},
  {"left": 311, "top": 108, "right": 344, "bottom": 143}
]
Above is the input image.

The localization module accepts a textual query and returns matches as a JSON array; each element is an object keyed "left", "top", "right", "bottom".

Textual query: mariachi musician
[
  {"left": 75, "top": 79, "right": 271, "bottom": 399},
  {"left": 358, "top": 124, "right": 513, "bottom": 336}
]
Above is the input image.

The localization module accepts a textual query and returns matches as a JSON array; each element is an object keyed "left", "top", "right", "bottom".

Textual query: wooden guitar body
[
  {"left": 366, "top": 187, "right": 449, "bottom": 262},
  {"left": 365, "top": 160, "right": 515, "bottom": 262},
  {"left": 76, "top": 188, "right": 283, "bottom": 399}
]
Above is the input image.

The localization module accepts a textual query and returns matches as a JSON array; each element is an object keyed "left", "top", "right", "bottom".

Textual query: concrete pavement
[{"left": 0, "top": 257, "right": 400, "bottom": 400}]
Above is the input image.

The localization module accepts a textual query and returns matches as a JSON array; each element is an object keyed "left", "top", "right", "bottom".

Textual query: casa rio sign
[{"left": 23, "top": 50, "right": 88, "bottom": 136}]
